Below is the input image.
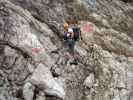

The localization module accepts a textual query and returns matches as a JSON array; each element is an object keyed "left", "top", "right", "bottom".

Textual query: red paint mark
[
  {"left": 32, "top": 48, "right": 42, "bottom": 53},
  {"left": 83, "top": 22, "right": 94, "bottom": 32}
]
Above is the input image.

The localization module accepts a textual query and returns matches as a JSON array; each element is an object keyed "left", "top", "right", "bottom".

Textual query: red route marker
[
  {"left": 32, "top": 48, "right": 42, "bottom": 53},
  {"left": 82, "top": 22, "right": 94, "bottom": 33}
]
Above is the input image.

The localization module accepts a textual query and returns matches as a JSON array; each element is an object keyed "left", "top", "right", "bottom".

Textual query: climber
[
  {"left": 63, "top": 16, "right": 81, "bottom": 65},
  {"left": 51, "top": 16, "right": 81, "bottom": 55},
  {"left": 64, "top": 16, "right": 79, "bottom": 53},
  {"left": 64, "top": 16, "right": 81, "bottom": 41},
  {"left": 66, "top": 28, "right": 75, "bottom": 54}
]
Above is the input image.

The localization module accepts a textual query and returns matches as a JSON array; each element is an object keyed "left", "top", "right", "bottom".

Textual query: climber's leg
[{"left": 68, "top": 39, "right": 75, "bottom": 55}]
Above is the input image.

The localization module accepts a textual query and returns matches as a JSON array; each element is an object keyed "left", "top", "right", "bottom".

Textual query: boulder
[{"left": 30, "top": 64, "right": 65, "bottom": 99}]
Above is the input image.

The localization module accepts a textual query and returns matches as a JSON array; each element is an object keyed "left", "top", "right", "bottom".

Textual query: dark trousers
[{"left": 67, "top": 39, "right": 75, "bottom": 55}]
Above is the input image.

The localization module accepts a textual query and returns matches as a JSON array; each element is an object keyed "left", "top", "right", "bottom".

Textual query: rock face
[
  {"left": 0, "top": 0, "right": 133, "bottom": 100},
  {"left": 29, "top": 64, "right": 65, "bottom": 99}
]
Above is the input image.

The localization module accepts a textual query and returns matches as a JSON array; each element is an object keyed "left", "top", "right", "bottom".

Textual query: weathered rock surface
[
  {"left": 23, "top": 82, "right": 35, "bottom": 100},
  {"left": 0, "top": 0, "right": 133, "bottom": 100}
]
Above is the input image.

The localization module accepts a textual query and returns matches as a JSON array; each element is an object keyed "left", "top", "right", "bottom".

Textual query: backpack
[
  {"left": 73, "top": 27, "right": 81, "bottom": 41},
  {"left": 64, "top": 32, "right": 71, "bottom": 40},
  {"left": 64, "top": 32, "right": 68, "bottom": 40}
]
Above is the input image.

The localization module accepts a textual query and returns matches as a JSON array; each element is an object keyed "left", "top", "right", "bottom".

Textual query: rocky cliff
[{"left": 0, "top": 0, "right": 133, "bottom": 100}]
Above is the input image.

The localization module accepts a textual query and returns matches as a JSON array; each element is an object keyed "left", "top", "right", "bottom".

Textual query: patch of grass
[
  {"left": 65, "top": 0, "right": 89, "bottom": 20},
  {"left": 72, "top": 0, "right": 89, "bottom": 20}
]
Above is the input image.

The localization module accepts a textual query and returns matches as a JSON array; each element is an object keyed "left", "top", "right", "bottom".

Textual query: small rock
[
  {"left": 84, "top": 73, "right": 95, "bottom": 88},
  {"left": 51, "top": 65, "right": 61, "bottom": 77},
  {"left": 36, "top": 91, "right": 46, "bottom": 100},
  {"left": 23, "top": 82, "right": 35, "bottom": 100},
  {"left": 27, "top": 63, "right": 35, "bottom": 73},
  {"left": 116, "top": 82, "right": 126, "bottom": 90}
]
